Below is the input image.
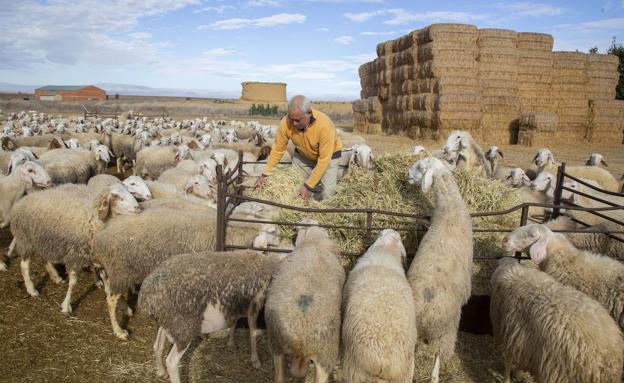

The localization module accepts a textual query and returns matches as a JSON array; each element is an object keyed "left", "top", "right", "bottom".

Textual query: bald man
[{"left": 254, "top": 95, "right": 343, "bottom": 201}]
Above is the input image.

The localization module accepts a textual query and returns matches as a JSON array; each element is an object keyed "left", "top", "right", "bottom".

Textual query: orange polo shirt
[{"left": 263, "top": 109, "right": 343, "bottom": 188}]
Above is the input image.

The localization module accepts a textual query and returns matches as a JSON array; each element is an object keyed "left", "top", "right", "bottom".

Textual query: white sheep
[
  {"left": 0, "top": 161, "right": 52, "bottom": 229},
  {"left": 441, "top": 130, "right": 490, "bottom": 177},
  {"left": 502, "top": 224, "right": 624, "bottom": 330},
  {"left": 264, "top": 223, "right": 345, "bottom": 383},
  {"left": 490, "top": 257, "right": 623, "bottom": 383},
  {"left": 585, "top": 153, "right": 608, "bottom": 167},
  {"left": 39, "top": 148, "right": 108, "bottom": 184},
  {"left": 138, "top": 250, "right": 285, "bottom": 383},
  {"left": 342, "top": 229, "right": 416, "bottom": 383},
  {"left": 10, "top": 184, "right": 141, "bottom": 313},
  {"left": 134, "top": 145, "right": 191, "bottom": 180},
  {"left": 406, "top": 156, "right": 473, "bottom": 383},
  {"left": 545, "top": 216, "right": 624, "bottom": 260},
  {"left": 485, "top": 146, "right": 510, "bottom": 180}
]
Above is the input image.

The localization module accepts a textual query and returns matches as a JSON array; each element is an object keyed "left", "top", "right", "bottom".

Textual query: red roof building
[{"left": 34, "top": 85, "right": 106, "bottom": 101}]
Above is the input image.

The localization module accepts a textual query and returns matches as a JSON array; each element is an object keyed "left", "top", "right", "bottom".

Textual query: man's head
[{"left": 288, "top": 95, "right": 313, "bottom": 131}]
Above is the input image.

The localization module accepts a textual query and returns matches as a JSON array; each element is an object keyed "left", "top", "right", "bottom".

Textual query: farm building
[
  {"left": 240, "top": 81, "right": 287, "bottom": 103},
  {"left": 34, "top": 85, "right": 107, "bottom": 101},
  {"left": 353, "top": 23, "right": 623, "bottom": 146}
]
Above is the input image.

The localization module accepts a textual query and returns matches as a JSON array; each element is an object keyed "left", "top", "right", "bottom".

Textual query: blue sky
[{"left": 0, "top": 0, "right": 623, "bottom": 99}]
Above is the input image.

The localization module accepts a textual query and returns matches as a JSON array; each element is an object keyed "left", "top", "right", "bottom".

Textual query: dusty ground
[{"left": 1, "top": 125, "right": 622, "bottom": 382}]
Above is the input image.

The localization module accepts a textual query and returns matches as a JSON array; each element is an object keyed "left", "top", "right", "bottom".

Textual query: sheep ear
[
  {"left": 223, "top": 157, "right": 228, "bottom": 167},
  {"left": 295, "top": 228, "right": 306, "bottom": 247},
  {"left": 498, "top": 150, "right": 504, "bottom": 159},
  {"left": 422, "top": 168, "right": 434, "bottom": 192},
  {"left": 97, "top": 194, "right": 112, "bottom": 221},
  {"left": 548, "top": 152, "right": 557, "bottom": 164},
  {"left": 187, "top": 140, "right": 199, "bottom": 150},
  {"left": 257, "top": 146, "right": 270, "bottom": 161},
  {"left": 529, "top": 236, "right": 548, "bottom": 264},
  {"left": 7, "top": 163, "right": 13, "bottom": 175},
  {"left": 601, "top": 159, "right": 608, "bottom": 167},
  {"left": 530, "top": 153, "right": 538, "bottom": 163}
]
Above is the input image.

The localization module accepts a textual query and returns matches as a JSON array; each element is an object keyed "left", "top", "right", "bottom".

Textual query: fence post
[
  {"left": 365, "top": 211, "right": 373, "bottom": 247},
  {"left": 515, "top": 204, "right": 529, "bottom": 259},
  {"left": 215, "top": 164, "right": 226, "bottom": 251},
  {"left": 552, "top": 162, "right": 566, "bottom": 219}
]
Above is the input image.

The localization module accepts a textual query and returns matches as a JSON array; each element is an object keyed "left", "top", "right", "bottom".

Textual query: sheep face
[
  {"left": 407, "top": 156, "right": 447, "bottom": 192},
  {"left": 252, "top": 224, "right": 280, "bottom": 248},
  {"left": 412, "top": 145, "right": 426, "bottom": 155},
  {"left": 200, "top": 134, "right": 213, "bottom": 147},
  {"left": 98, "top": 184, "right": 141, "bottom": 221},
  {"left": 532, "top": 148, "right": 555, "bottom": 167},
  {"left": 175, "top": 145, "right": 191, "bottom": 161},
  {"left": 93, "top": 145, "right": 114, "bottom": 164},
  {"left": 485, "top": 146, "right": 503, "bottom": 160},
  {"left": 87, "top": 139, "right": 101, "bottom": 150},
  {"left": 22, "top": 127, "right": 34, "bottom": 137},
  {"left": 506, "top": 168, "right": 530, "bottom": 188},
  {"left": 184, "top": 175, "right": 216, "bottom": 201},
  {"left": 443, "top": 130, "right": 469, "bottom": 153},
  {"left": 531, "top": 171, "right": 555, "bottom": 192},
  {"left": 122, "top": 176, "right": 152, "bottom": 201},
  {"left": 8, "top": 148, "right": 38, "bottom": 174},
  {"left": 17, "top": 161, "right": 53, "bottom": 190},
  {"left": 501, "top": 224, "right": 553, "bottom": 264},
  {"left": 1, "top": 136, "right": 16, "bottom": 151},
  {"left": 586, "top": 153, "right": 607, "bottom": 167},
  {"left": 66, "top": 138, "right": 81, "bottom": 149},
  {"left": 368, "top": 229, "right": 406, "bottom": 266},
  {"left": 351, "top": 144, "right": 374, "bottom": 170}
]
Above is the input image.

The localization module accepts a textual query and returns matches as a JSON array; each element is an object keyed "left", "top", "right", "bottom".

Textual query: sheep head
[
  {"left": 532, "top": 148, "right": 556, "bottom": 167},
  {"left": 184, "top": 175, "right": 216, "bottom": 201},
  {"left": 501, "top": 224, "right": 554, "bottom": 264},
  {"left": 96, "top": 184, "right": 141, "bottom": 222},
  {"left": 407, "top": 156, "right": 449, "bottom": 192},
  {"left": 1, "top": 136, "right": 16, "bottom": 151},
  {"left": 48, "top": 137, "right": 67, "bottom": 150},
  {"left": 506, "top": 168, "right": 530, "bottom": 188},
  {"left": 586, "top": 153, "right": 608, "bottom": 167},
  {"left": 174, "top": 144, "right": 191, "bottom": 161},
  {"left": 16, "top": 161, "right": 53, "bottom": 190},
  {"left": 366, "top": 229, "right": 406, "bottom": 267},
  {"left": 294, "top": 218, "right": 321, "bottom": 247},
  {"left": 252, "top": 224, "right": 280, "bottom": 249},
  {"left": 122, "top": 176, "right": 152, "bottom": 201},
  {"left": 530, "top": 171, "right": 555, "bottom": 192},
  {"left": 350, "top": 144, "right": 374, "bottom": 170}
]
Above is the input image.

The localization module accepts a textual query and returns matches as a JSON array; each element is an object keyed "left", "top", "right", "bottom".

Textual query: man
[{"left": 254, "top": 95, "right": 343, "bottom": 201}]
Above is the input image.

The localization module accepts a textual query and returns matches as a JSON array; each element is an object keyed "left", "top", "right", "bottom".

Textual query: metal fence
[{"left": 214, "top": 154, "right": 624, "bottom": 260}]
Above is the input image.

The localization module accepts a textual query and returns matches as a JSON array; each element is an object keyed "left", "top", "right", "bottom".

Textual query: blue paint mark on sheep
[
  {"left": 424, "top": 287, "right": 434, "bottom": 302},
  {"left": 298, "top": 295, "right": 313, "bottom": 312}
]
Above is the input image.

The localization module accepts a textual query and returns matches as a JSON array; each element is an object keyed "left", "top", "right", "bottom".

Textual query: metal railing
[{"left": 214, "top": 155, "right": 624, "bottom": 260}]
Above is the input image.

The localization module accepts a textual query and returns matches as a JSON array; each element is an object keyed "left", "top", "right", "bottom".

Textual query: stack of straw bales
[
  {"left": 352, "top": 96, "right": 382, "bottom": 134},
  {"left": 477, "top": 29, "right": 520, "bottom": 143},
  {"left": 352, "top": 23, "right": 622, "bottom": 145},
  {"left": 589, "top": 100, "right": 624, "bottom": 143},
  {"left": 517, "top": 112, "right": 558, "bottom": 146}
]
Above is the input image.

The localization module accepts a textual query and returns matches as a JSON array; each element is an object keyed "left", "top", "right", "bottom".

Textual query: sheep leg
[
  {"left": 154, "top": 327, "right": 169, "bottom": 378},
  {"left": 227, "top": 326, "right": 236, "bottom": 350},
  {"left": 165, "top": 342, "right": 189, "bottom": 383},
  {"left": 430, "top": 353, "right": 440, "bottom": 383},
  {"left": 273, "top": 354, "right": 286, "bottom": 383},
  {"left": 61, "top": 269, "right": 77, "bottom": 314},
  {"left": 503, "top": 360, "right": 511, "bottom": 383},
  {"left": 45, "top": 262, "right": 64, "bottom": 284},
  {"left": 20, "top": 258, "right": 39, "bottom": 297},
  {"left": 312, "top": 359, "right": 329, "bottom": 383},
  {"left": 106, "top": 293, "right": 129, "bottom": 340},
  {"left": 247, "top": 308, "right": 261, "bottom": 368},
  {"left": 1, "top": 238, "right": 16, "bottom": 271},
  {"left": 116, "top": 157, "right": 122, "bottom": 174}
]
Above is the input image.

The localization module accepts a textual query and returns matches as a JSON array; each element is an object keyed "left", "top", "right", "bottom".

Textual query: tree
[
  {"left": 607, "top": 37, "right": 624, "bottom": 100},
  {"left": 589, "top": 46, "right": 598, "bottom": 54}
]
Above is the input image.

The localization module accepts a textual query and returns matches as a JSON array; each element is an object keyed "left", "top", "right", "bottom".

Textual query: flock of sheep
[{"left": 0, "top": 109, "right": 623, "bottom": 383}]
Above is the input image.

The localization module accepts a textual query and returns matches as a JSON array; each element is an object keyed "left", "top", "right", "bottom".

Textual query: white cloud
[
  {"left": 203, "top": 48, "right": 238, "bottom": 56},
  {"left": 209, "top": 13, "right": 306, "bottom": 30},
  {"left": 193, "top": 5, "right": 235, "bottom": 13},
  {"left": 0, "top": 0, "right": 200, "bottom": 69},
  {"left": 334, "top": 35, "right": 354, "bottom": 45},
  {"left": 361, "top": 30, "right": 396, "bottom": 36},
  {"left": 576, "top": 17, "right": 624, "bottom": 29},
  {"left": 344, "top": 8, "right": 487, "bottom": 24},
  {"left": 248, "top": 0, "right": 281, "bottom": 6},
  {"left": 494, "top": 2, "right": 564, "bottom": 17}
]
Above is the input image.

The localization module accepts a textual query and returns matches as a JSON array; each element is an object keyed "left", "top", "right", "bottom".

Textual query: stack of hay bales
[
  {"left": 517, "top": 112, "right": 559, "bottom": 146},
  {"left": 551, "top": 52, "right": 589, "bottom": 142},
  {"left": 586, "top": 54, "right": 620, "bottom": 101},
  {"left": 477, "top": 29, "right": 520, "bottom": 144},
  {"left": 353, "top": 60, "right": 383, "bottom": 134},
  {"left": 420, "top": 24, "right": 481, "bottom": 140},
  {"left": 589, "top": 100, "right": 624, "bottom": 144},
  {"left": 516, "top": 33, "right": 554, "bottom": 114}
]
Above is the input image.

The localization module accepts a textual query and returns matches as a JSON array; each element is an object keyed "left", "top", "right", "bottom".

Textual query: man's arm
[
  {"left": 304, "top": 125, "right": 335, "bottom": 189},
  {"left": 262, "top": 119, "right": 289, "bottom": 176}
]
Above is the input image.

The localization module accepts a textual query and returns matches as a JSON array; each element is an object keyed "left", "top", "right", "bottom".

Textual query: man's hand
[
  {"left": 298, "top": 184, "right": 311, "bottom": 201},
  {"left": 253, "top": 175, "right": 267, "bottom": 191}
]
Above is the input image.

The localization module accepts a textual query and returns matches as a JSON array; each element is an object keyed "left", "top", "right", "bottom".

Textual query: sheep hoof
[
  {"left": 61, "top": 304, "right": 72, "bottom": 315},
  {"left": 251, "top": 358, "right": 261, "bottom": 369},
  {"left": 27, "top": 290, "right": 39, "bottom": 298},
  {"left": 126, "top": 306, "right": 134, "bottom": 317},
  {"left": 53, "top": 277, "right": 65, "bottom": 285},
  {"left": 0, "top": 262, "right": 7, "bottom": 271},
  {"left": 115, "top": 329, "right": 129, "bottom": 341},
  {"left": 156, "top": 368, "right": 167, "bottom": 378}
]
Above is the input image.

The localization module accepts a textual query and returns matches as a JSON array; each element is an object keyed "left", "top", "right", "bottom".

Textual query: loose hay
[{"left": 248, "top": 153, "right": 522, "bottom": 291}]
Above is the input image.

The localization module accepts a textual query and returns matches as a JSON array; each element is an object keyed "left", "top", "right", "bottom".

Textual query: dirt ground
[{"left": 1, "top": 126, "right": 622, "bottom": 382}]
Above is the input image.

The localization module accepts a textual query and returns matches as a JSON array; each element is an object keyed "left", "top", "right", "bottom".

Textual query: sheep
[
  {"left": 10, "top": 184, "right": 141, "bottom": 313},
  {"left": 441, "top": 130, "right": 490, "bottom": 177},
  {"left": 545, "top": 216, "right": 623, "bottom": 260},
  {"left": 585, "top": 153, "right": 608, "bottom": 167},
  {"left": 138, "top": 250, "right": 285, "bottom": 383},
  {"left": 504, "top": 167, "right": 531, "bottom": 188},
  {"left": 94, "top": 204, "right": 278, "bottom": 339},
  {"left": 15, "top": 134, "right": 68, "bottom": 148},
  {"left": 134, "top": 144, "right": 191, "bottom": 180},
  {"left": 39, "top": 148, "right": 107, "bottom": 184},
  {"left": 337, "top": 143, "right": 375, "bottom": 180},
  {"left": 412, "top": 145, "right": 429, "bottom": 156},
  {"left": 490, "top": 257, "right": 623, "bottom": 383},
  {"left": 4, "top": 147, "right": 42, "bottom": 175},
  {"left": 0, "top": 161, "right": 52, "bottom": 229},
  {"left": 406, "top": 156, "right": 472, "bottom": 383},
  {"left": 484, "top": 146, "right": 510, "bottom": 180},
  {"left": 551, "top": 177, "right": 624, "bottom": 225},
  {"left": 264, "top": 223, "right": 345, "bottom": 383},
  {"left": 532, "top": 148, "right": 620, "bottom": 191},
  {"left": 87, "top": 174, "right": 152, "bottom": 202},
  {"left": 341, "top": 229, "right": 416, "bottom": 383},
  {"left": 87, "top": 174, "right": 121, "bottom": 192},
  {"left": 502, "top": 223, "right": 624, "bottom": 330}
]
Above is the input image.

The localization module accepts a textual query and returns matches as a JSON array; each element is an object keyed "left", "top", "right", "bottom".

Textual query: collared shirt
[{"left": 263, "top": 109, "right": 343, "bottom": 188}]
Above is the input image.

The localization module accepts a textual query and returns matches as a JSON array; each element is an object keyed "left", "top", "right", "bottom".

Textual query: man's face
[{"left": 288, "top": 108, "right": 312, "bottom": 131}]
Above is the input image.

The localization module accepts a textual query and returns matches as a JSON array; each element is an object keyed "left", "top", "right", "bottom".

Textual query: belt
[{"left": 295, "top": 148, "right": 342, "bottom": 160}]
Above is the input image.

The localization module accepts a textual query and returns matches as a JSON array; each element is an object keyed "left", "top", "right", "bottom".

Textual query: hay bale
[{"left": 519, "top": 113, "right": 558, "bottom": 132}]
